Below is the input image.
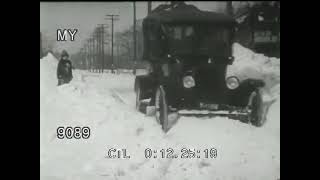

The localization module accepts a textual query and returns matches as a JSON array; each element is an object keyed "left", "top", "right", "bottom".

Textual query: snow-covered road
[{"left": 40, "top": 44, "right": 280, "bottom": 180}]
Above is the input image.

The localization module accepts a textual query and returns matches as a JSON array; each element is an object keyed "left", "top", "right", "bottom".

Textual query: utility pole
[
  {"left": 100, "top": 26, "right": 104, "bottom": 73},
  {"left": 90, "top": 36, "right": 95, "bottom": 72},
  {"left": 89, "top": 37, "right": 94, "bottom": 72},
  {"left": 147, "top": 1, "right": 152, "bottom": 15},
  {"left": 94, "top": 28, "right": 98, "bottom": 73},
  {"left": 95, "top": 32, "right": 99, "bottom": 73},
  {"left": 95, "top": 29, "right": 100, "bottom": 73},
  {"left": 89, "top": 39, "right": 92, "bottom": 72},
  {"left": 133, "top": 1, "right": 137, "bottom": 75},
  {"left": 87, "top": 42, "right": 90, "bottom": 71},
  {"left": 87, "top": 39, "right": 91, "bottom": 72},
  {"left": 105, "top": 14, "right": 119, "bottom": 74},
  {"left": 97, "top": 24, "right": 108, "bottom": 73},
  {"left": 80, "top": 48, "right": 83, "bottom": 69},
  {"left": 82, "top": 48, "right": 86, "bottom": 70},
  {"left": 98, "top": 27, "right": 102, "bottom": 73},
  {"left": 84, "top": 43, "right": 88, "bottom": 70},
  {"left": 98, "top": 25, "right": 103, "bottom": 73},
  {"left": 117, "top": 43, "right": 120, "bottom": 64}
]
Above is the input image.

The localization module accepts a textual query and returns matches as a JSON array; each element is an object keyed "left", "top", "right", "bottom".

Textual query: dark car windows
[
  {"left": 156, "top": 24, "right": 233, "bottom": 57},
  {"left": 147, "top": 23, "right": 167, "bottom": 57},
  {"left": 164, "top": 25, "right": 194, "bottom": 40},
  {"left": 185, "top": 26, "right": 194, "bottom": 38},
  {"left": 173, "top": 27, "right": 183, "bottom": 40}
]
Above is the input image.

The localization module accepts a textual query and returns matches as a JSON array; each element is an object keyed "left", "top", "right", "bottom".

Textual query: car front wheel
[
  {"left": 249, "top": 88, "right": 267, "bottom": 127},
  {"left": 155, "top": 86, "right": 170, "bottom": 132}
]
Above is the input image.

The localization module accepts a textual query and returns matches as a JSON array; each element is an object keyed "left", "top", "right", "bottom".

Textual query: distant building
[{"left": 234, "top": 2, "right": 280, "bottom": 57}]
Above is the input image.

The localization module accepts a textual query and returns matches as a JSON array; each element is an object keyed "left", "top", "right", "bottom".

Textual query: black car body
[{"left": 135, "top": 3, "right": 266, "bottom": 132}]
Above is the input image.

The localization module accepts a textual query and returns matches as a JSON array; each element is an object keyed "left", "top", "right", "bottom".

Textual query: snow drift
[
  {"left": 228, "top": 43, "right": 280, "bottom": 99},
  {"left": 40, "top": 43, "right": 280, "bottom": 180}
]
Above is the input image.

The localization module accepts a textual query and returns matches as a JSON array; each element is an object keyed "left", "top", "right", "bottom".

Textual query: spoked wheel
[
  {"left": 249, "top": 88, "right": 266, "bottom": 127},
  {"left": 135, "top": 85, "right": 142, "bottom": 111},
  {"left": 155, "top": 86, "right": 180, "bottom": 132},
  {"left": 155, "top": 86, "right": 170, "bottom": 132},
  {"left": 135, "top": 78, "right": 149, "bottom": 113}
]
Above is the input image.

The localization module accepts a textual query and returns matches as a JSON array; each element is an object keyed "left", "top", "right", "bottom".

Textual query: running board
[
  {"left": 178, "top": 110, "right": 249, "bottom": 116},
  {"left": 144, "top": 106, "right": 250, "bottom": 117}
]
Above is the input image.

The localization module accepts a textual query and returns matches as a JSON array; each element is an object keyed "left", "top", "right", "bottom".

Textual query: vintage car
[{"left": 134, "top": 3, "right": 267, "bottom": 132}]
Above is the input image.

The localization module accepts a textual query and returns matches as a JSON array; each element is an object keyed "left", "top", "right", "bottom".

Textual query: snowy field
[{"left": 40, "top": 44, "right": 280, "bottom": 180}]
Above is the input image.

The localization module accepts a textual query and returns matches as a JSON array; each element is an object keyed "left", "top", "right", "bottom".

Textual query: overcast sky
[{"left": 40, "top": 1, "right": 228, "bottom": 54}]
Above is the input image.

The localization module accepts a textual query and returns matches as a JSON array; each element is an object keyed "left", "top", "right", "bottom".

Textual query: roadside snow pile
[
  {"left": 40, "top": 53, "right": 59, "bottom": 94},
  {"left": 41, "top": 49, "right": 280, "bottom": 180},
  {"left": 40, "top": 53, "right": 86, "bottom": 98},
  {"left": 40, "top": 63, "right": 167, "bottom": 179},
  {"left": 40, "top": 53, "right": 88, "bottom": 154},
  {"left": 226, "top": 43, "right": 280, "bottom": 132},
  {"left": 227, "top": 43, "right": 280, "bottom": 99}
]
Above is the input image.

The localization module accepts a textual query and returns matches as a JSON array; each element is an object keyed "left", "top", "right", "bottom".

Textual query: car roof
[{"left": 144, "top": 3, "right": 236, "bottom": 25}]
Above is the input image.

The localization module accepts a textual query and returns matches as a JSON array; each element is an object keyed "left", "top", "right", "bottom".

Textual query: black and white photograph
[{"left": 40, "top": 1, "right": 280, "bottom": 180}]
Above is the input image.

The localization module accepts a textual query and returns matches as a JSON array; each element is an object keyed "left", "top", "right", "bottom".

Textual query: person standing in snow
[{"left": 57, "top": 50, "right": 73, "bottom": 86}]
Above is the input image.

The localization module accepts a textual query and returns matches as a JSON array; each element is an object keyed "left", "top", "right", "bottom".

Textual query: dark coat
[{"left": 57, "top": 59, "right": 73, "bottom": 80}]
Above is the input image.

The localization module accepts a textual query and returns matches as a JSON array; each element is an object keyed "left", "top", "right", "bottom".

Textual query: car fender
[
  {"left": 241, "top": 78, "right": 265, "bottom": 90},
  {"left": 227, "top": 78, "right": 265, "bottom": 106},
  {"left": 134, "top": 75, "right": 157, "bottom": 99}
]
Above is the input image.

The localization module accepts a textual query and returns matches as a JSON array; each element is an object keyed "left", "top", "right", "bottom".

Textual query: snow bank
[
  {"left": 226, "top": 43, "right": 280, "bottom": 131},
  {"left": 40, "top": 53, "right": 88, "bottom": 162},
  {"left": 228, "top": 43, "right": 280, "bottom": 99},
  {"left": 40, "top": 46, "right": 280, "bottom": 180},
  {"left": 40, "top": 53, "right": 59, "bottom": 94},
  {"left": 40, "top": 53, "right": 86, "bottom": 98},
  {"left": 40, "top": 55, "right": 167, "bottom": 180}
]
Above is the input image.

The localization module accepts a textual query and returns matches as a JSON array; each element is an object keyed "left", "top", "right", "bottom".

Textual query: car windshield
[{"left": 162, "top": 24, "right": 232, "bottom": 56}]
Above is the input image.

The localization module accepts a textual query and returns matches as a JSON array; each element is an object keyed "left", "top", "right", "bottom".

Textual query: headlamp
[
  {"left": 183, "top": 76, "right": 195, "bottom": 88},
  {"left": 226, "top": 76, "right": 240, "bottom": 89}
]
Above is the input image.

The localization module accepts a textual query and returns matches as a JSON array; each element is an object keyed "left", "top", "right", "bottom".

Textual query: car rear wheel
[
  {"left": 135, "top": 85, "right": 142, "bottom": 112},
  {"left": 135, "top": 79, "right": 147, "bottom": 113},
  {"left": 249, "top": 88, "right": 266, "bottom": 127}
]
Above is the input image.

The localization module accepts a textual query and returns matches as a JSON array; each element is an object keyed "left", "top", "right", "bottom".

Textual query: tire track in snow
[{"left": 110, "top": 89, "right": 127, "bottom": 104}]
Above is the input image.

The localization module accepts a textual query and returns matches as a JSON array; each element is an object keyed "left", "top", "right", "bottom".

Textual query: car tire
[
  {"left": 155, "top": 85, "right": 170, "bottom": 132},
  {"left": 135, "top": 85, "right": 143, "bottom": 112},
  {"left": 249, "top": 88, "right": 266, "bottom": 127}
]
